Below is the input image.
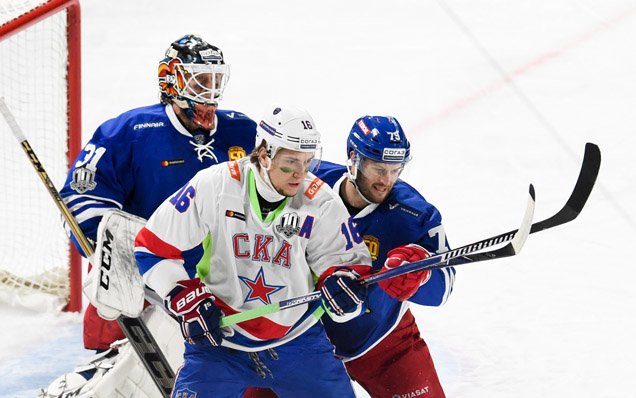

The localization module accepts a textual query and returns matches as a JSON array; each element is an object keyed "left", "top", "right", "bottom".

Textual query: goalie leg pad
[{"left": 41, "top": 306, "right": 184, "bottom": 398}]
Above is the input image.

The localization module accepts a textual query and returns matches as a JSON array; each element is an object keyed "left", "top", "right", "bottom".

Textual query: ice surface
[{"left": 2, "top": 1, "right": 635, "bottom": 396}]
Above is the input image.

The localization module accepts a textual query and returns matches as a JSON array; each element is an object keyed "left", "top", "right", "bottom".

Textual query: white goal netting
[{"left": 0, "top": 0, "right": 79, "bottom": 311}]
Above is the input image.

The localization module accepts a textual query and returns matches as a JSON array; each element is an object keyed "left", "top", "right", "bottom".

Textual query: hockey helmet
[
  {"left": 347, "top": 116, "right": 411, "bottom": 164},
  {"left": 255, "top": 105, "right": 322, "bottom": 171}
]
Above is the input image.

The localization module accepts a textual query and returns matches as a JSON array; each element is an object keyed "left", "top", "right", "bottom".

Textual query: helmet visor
[
  {"left": 175, "top": 63, "right": 230, "bottom": 105},
  {"left": 272, "top": 147, "right": 322, "bottom": 174},
  {"left": 356, "top": 155, "right": 406, "bottom": 184}
]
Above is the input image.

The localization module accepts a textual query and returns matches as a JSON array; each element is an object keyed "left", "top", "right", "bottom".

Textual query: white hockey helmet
[{"left": 255, "top": 105, "right": 322, "bottom": 171}]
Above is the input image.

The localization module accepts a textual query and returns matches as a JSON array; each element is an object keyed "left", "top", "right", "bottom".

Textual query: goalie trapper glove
[
  {"left": 164, "top": 278, "right": 223, "bottom": 347},
  {"left": 378, "top": 244, "right": 432, "bottom": 301},
  {"left": 319, "top": 267, "right": 368, "bottom": 322}
]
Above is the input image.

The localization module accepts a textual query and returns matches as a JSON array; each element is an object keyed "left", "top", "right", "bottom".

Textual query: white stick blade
[{"left": 0, "top": 97, "right": 27, "bottom": 142}]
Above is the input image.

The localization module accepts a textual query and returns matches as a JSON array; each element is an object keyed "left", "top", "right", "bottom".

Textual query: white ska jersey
[{"left": 135, "top": 157, "right": 372, "bottom": 351}]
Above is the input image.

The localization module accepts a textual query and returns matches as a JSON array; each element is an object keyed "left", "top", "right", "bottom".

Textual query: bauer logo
[{"left": 382, "top": 148, "right": 406, "bottom": 161}]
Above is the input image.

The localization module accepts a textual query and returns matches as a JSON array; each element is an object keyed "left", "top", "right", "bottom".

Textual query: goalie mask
[
  {"left": 158, "top": 34, "right": 230, "bottom": 129},
  {"left": 346, "top": 116, "right": 411, "bottom": 203}
]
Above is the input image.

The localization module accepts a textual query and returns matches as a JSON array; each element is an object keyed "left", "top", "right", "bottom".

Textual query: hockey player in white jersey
[
  {"left": 134, "top": 105, "right": 372, "bottom": 397},
  {"left": 41, "top": 34, "right": 256, "bottom": 397}
]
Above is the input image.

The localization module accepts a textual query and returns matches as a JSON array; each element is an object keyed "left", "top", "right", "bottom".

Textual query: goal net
[{"left": 0, "top": 0, "right": 81, "bottom": 312}]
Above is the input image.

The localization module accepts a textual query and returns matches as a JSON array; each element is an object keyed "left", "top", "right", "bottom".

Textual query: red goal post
[{"left": 0, "top": 0, "right": 82, "bottom": 312}]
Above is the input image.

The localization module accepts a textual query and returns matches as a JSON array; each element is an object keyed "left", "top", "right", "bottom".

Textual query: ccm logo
[
  {"left": 176, "top": 286, "right": 208, "bottom": 311},
  {"left": 99, "top": 229, "right": 114, "bottom": 290}
]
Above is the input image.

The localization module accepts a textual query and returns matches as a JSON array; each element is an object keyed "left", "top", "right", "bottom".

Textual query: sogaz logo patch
[{"left": 382, "top": 148, "right": 406, "bottom": 162}]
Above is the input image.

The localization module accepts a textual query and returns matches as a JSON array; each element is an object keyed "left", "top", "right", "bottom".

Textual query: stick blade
[{"left": 530, "top": 143, "right": 600, "bottom": 233}]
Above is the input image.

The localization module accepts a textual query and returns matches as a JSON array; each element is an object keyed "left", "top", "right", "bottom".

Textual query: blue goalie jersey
[
  {"left": 315, "top": 161, "right": 456, "bottom": 360},
  {"left": 60, "top": 103, "right": 256, "bottom": 256}
]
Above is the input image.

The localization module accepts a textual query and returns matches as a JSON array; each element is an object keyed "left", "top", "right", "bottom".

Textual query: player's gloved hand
[
  {"left": 164, "top": 278, "right": 223, "bottom": 347},
  {"left": 378, "top": 244, "right": 432, "bottom": 301},
  {"left": 320, "top": 267, "right": 368, "bottom": 323}
]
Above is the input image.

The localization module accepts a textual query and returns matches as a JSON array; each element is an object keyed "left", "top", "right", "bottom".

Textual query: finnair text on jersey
[{"left": 133, "top": 122, "right": 165, "bottom": 130}]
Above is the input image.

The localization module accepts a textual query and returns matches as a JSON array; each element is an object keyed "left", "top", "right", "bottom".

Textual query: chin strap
[{"left": 346, "top": 157, "right": 373, "bottom": 206}]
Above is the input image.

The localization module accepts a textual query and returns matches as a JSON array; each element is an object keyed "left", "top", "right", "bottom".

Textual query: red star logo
[{"left": 238, "top": 267, "right": 285, "bottom": 305}]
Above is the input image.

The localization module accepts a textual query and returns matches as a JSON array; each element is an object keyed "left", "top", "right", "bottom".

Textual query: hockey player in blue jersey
[
  {"left": 245, "top": 116, "right": 454, "bottom": 398},
  {"left": 43, "top": 34, "right": 256, "bottom": 396},
  {"left": 317, "top": 116, "right": 455, "bottom": 397},
  {"left": 60, "top": 33, "right": 255, "bottom": 352}
]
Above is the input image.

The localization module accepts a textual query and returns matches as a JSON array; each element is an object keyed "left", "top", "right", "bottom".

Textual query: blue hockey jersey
[
  {"left": 60, "top": 103, "right": 256, "bottom": 256},
  {"left": 315, "top": 161, "right": 456, "bottom": 360}
]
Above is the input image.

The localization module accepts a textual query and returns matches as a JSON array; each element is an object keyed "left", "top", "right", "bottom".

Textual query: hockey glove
[
  {"left": 164, "top": 278, "right": 223, "bottom": 347},
  {"left": 320, "top": 268, "right": 368, "bottom": 323},
  {"left": 378, "top": 244, "right": 432, "bottom": 301}
]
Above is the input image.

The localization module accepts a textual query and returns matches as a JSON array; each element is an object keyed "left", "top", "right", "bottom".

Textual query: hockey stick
[
  {"left": 439, "top": 142, "right": 600, "bottom": 266},
  {"left": 220, "top": 184, "right": 535, "bottom": 327},
  {"left": 366, "top": 143, "right": 600, "bottom": 282},
  {"left": 220, "top": 142, "right": 601, "bottom": 326},
  {"left": 0, "top": 98, "right": 175, "bottom": 397}
]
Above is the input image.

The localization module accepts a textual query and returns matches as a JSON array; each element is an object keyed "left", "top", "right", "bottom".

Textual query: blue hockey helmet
[{"left": 346, "top": 116, "right": 411, "bottom": 164}]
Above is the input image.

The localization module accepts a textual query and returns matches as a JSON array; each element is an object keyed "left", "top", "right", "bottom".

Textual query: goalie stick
[
  {"left": 220, "top": 141, "right": 600, "bottom": 326},
  {"left": 0, "top": 98, "right": 175, "bottom": 397}
]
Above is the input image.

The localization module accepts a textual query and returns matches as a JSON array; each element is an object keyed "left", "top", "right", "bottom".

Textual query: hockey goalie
[{"left": 41, "top": 210, "right": 183, "bottom": 397}]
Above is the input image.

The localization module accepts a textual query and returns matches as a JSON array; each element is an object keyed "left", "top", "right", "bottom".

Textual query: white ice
[{"left": 2, "top": 0, "right": 635, "bottom": 397}]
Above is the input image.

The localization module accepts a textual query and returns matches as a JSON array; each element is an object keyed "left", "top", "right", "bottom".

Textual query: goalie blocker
[{"left": 84, "top": 209, "right": 147, "bottom": 320}]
